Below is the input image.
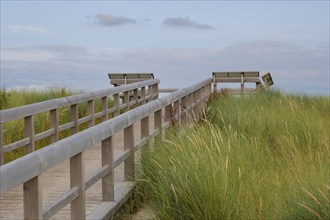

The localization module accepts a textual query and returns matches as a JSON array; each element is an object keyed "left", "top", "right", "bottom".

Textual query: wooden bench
[
  {"left": 108, "top": 73, "right": 154, "bottom": 87},
  {"left": 212, "top": 71, "right": 263, "bottom": 95}
]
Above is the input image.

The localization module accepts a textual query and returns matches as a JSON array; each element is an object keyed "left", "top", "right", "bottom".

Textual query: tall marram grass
[
  {"left": 1, "top": 87, "right": 111, "bottom": 163},
  {"left": 135, "top": 91, "right": 329, "bottom": 219}
]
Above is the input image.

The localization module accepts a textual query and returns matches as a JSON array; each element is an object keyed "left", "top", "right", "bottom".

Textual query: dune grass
[
  {"left": 1, "top": 87, "right": 112, "bottom": 163},
  {"left": 134, "top": 91, "right": 329, "bottom": 219}
]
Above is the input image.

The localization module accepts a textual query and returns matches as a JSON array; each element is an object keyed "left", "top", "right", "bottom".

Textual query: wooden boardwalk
[{"left": 0, "top": 119, "right": 152, "bottom": 219}]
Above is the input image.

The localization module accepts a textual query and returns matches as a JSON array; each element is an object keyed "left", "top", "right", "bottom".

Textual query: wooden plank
[
  {"left": 42, "top": 187, "right": 79, "bottom": 219},
  {"left": 23, "top": 176, "right": 42, "bottom": 219},
  {"left": 102, "top": 136, "right": 114, "bottom": 201},
  {"left": 85, "top": 166, "right": 109, "bottom": 190},
  {"left": 70, "top": 152, "right": 86, "bottom": 219},
  {"left": 153, "top": 83, "right": 159, "bottom": 100},
  {"left": 3, "top": 138, "right": 30, "bottom": 153},
  {"left": 34, "top": 128, "right": 55, "bottom": 142},
  {"left": 86, "top": 181, "right": 134, "bottom": 220},
  {"left": 113, "top": 150, "right": 130, "bottom": 168},
  {"left": 58, "top": 121, "right": 75, "bottom": 132}
]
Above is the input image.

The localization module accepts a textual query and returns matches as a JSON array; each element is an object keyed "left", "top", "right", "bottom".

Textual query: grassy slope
[
  {"left": 1, "top": 88, "right": 82, "bottom": 162},
  {"left": 135, "top": 91, "right": 329, "bottom": 219}
]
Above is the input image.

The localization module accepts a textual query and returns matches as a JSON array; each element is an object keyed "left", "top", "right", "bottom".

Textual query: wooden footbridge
[{"left": 0, "top": 72, "right": 273, "bottom": 219}]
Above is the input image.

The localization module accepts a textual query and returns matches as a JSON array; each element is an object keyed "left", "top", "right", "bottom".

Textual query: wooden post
[
  {"left": 153, "top": 83, "right": 159, "bottom": 100},
  {"left": 50, "top": 109, "right": 58, "bottom": 143},
  {"left": 70, "top": 152, "right": 86, "bottom": 219},
  {"left": 87, "top": 100, "right": 94, "bottom": 127},
  {"left": 213, "top": 74, "right": 217, "bottom": 94},
  {"left": 71, "top": 104, "right": 78, "bottom": 134},
  {"left": 0, "top": 123, "right": 4, "bottom": 165},
  {"left": 124, "top": 125, "right": 134, "bottom": 181},
  {"left": 173, "top": 100, "right": 181, "bottom": 127},
  {"left": 113, "top": 93, "right": 120, "bottom": 117},
  {"left": 24, "top": 115, "right": 34, "bottom": 154},
  {"left": 124, "top": 91, "right": 130, "bottom": 112},
  {"left": 141, "top": 116, "right": 150, "bottom": 154},
  {"left": 165, "top": 104, "right": 173, "bottom": 125},
  {"left": 180, "top": 96, "right": 187, "bottom": 124},
  {"left": 141, "top": 87, "right": 146, "bottom": 104},
  {"left": 133, "top": 89, "right": 138, "bottom": 108},
  {"left": 154, "top": 109, "right": 162, "bottom": 138},
  {"left": 23, "top": 176, "right": 42, "bottom": 219},
  {"left": 147, "top": 85, "right": 153, "bottom": 102},
  {"left": 240, "top": 73, "right": 244, "bottom": 97},
  {"left": 102, "top": 136, "right": 114, "bottom": 201},
  {"left": 141, "top": 116, "right": 150, "bottom": 141},
  {"left": 102, "top": 96, "right": 108, "bottom": 122}
]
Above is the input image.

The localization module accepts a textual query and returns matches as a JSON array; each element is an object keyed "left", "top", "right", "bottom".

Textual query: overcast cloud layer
[
  {"left": 1, "top": 41, "right": 329, "bottom": 95},
  {"left": 1, "top": 1, "right": 329, "bottom": 95}
]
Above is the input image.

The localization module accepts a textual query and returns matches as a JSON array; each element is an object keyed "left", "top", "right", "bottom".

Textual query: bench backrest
[
  {"left": 108, "top": 73, "right": 154, "bottom": 86},
  {"left": 213, "top": 71, "right": 259, "bottom": 78}
]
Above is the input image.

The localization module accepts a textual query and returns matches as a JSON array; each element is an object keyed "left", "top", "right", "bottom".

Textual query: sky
[{"left": 1, "top": 1, "right": 329, "bottom": 95}]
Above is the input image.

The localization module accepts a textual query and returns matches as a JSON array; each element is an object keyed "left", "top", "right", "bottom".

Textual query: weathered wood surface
[{"left": 0, "top": 119, "right": 152, "bottom": 219}]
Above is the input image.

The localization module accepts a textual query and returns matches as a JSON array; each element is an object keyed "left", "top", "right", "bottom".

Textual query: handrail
[
  {"left": 0, "top": 79, "right": 159, "bottom": 123},
  {"left": 0, "top": 78, "right": 212, "bottom": 219},
  {"left": 0, "top": 79, "right": 159, "bottom": 164}
]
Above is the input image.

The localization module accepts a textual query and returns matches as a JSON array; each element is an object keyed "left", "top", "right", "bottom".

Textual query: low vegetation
[
  {"left": 1, "top": 87, "right": 111, "bottom": 163},
  {"left": 134, "top": 91, "right": 329, "bottom": 219}
]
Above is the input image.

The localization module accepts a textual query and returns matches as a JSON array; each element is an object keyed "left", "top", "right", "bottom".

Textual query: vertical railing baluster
[
  {"left": 102, "top": 136, "right": 114, "bottom": 201},
  {"left": 124, "top": 125, "right": 134, "bottom": 181},
  {"left": 102, "top": 96, "right": 108, "bottom": 122},
  {"left": 154, "top": 109, "right": 162, "bottom": 139},
  {"left": 71, "top": 104, "right": 78, "bottom": 134},
  {"left": 70, "top": 152, "right": 85, "bottom": 219},
  {"left": 24, "top": 176, "right": 42, "bottom": 219},
  {"left": 141, "top": 87, "right": 146, "bottom": 104},
  {"left": 87, "top": 100, "right": 94, "bottom": 127},
  {"left": 50, "top": 109, "right": 58, "bottom": 143},
  {"left": 124, "top": 91, "right": 130, "bottom": 112},
  {"left": 133, "top": 89, "right": 138, "bottom": 108},
  {"left": 24, "top": 115, "right": 34, "bottom": 154},
  {"left": 153, "top": 83, "right": 159, "bottom": 100},
  {"left": 165, "top": 104, "right": 173, "bottom": 126},
  {"left": 114, "top": 93, "right": 120, "bottom": 117},
  {"left": 147, "top": 85, "right": 153, "bottom": 102},
  {"left": 180, "top": 96, "right": 187, "bottom": 124},
  {"left": 173, "top": 100, "right": 181, "bottom": 127},
  {"left": 0, "top": 123, "right": 3, "bottom": 165}
]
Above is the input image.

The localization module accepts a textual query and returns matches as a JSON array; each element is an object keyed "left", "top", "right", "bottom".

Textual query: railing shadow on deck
[{"left": 0, "top": 78, "right": 212, "bottom": 219}]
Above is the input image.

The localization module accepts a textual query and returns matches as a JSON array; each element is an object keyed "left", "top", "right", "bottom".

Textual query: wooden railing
[
  {"left": 0, "top": 79, "right": 159, "bottom": 165},
  {"left": 0, "top": 78, "right": 212, "bottom": 219}
]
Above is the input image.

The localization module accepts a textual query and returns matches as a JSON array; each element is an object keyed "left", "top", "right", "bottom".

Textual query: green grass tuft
[{"left": 135, "top": 91, "right": 330, "bottom": 219}]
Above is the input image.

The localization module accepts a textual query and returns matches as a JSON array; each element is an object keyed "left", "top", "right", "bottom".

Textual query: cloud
[
  {"left": 163, "top": 17, "right": 214, "bottom": 30},
  {"left": 1, "top": 41, "right": 329, "bottom": 95},
  {"left": 93, "top": 13, "right": 136, "bottom": 27},
  {"left": 7, "top": 24, "right": 46, "bottom": 33}
]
